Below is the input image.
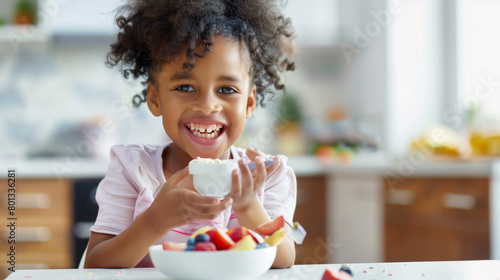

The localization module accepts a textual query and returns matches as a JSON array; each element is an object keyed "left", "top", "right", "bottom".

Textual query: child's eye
[
  {"left": 217, "top": 87, "right": 237, "bottom": 94},
  {"left": 175, "top": 85, "right": 195, "bottom": 92}
]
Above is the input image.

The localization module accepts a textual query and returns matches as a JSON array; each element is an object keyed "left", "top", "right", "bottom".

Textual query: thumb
[{"left": 165, "top": 166, "right": 190, "bottom": 189}]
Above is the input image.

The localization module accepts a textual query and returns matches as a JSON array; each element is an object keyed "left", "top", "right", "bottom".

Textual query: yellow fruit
[
  {"left": 162, "top": 241, "right": 187, "bottom": 251},
  {"left": 264, "top": 228, "right": 286, "bottom": 246},
  {"left": 230, "top": 235, "right": 257, "bottom": 251},
  {"left": 190, "top": 226, "right": 213, "bottom": 238}
]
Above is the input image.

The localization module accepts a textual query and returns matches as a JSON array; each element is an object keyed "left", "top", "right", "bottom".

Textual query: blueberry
[
  {"left": 187, "top": 238, "right": 195, "bottom": 246},
  {"left": 194, "top": 233, "right": 210, "bottom": 243},
  {"left": 184, "top": 246, "right": 194, "bottom": 251},
  {"left": 256, "top": 243, "right": 270, "bottom": 249},
  {"left": 339, "top": 267, "right": 353, "bottom": 277}
]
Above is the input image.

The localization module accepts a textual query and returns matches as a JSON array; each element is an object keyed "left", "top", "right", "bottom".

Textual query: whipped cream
[{"left": 190, "top": 157, "right": 234, "bottom": 164}]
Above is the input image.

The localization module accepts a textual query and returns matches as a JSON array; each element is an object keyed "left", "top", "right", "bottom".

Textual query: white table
[{"left": 5, "top": 261, "right": 500, "bottom": 280}]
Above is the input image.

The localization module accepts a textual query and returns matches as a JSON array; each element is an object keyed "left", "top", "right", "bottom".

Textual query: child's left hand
[{"left": 229, "top": 148, "right": 279, "bottom": 212}]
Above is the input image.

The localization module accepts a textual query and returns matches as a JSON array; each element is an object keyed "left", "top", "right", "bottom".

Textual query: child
[{"left": 85, "top": 0, "right": 297, "bottom": 269}]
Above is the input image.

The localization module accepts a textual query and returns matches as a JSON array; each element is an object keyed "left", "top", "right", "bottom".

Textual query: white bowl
[
  {"left": 189, "top": 160, "right": 238, "bottom": 198},
  {"left": 149, "top": 244, "right": 277, "bottom": 280}
]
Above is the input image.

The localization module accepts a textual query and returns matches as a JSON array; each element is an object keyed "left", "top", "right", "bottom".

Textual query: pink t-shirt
[{"left": 89, "top": 143, "right": 296, "bottom": 266}]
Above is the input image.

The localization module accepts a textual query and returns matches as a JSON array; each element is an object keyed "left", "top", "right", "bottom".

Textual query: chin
[{"left": 189, "top": 149, "right": 224, "bottom": 160}]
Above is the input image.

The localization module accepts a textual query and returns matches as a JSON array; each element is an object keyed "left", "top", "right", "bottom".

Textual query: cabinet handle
[
  {"left": 442, "top": 193, "right": 476, "bottom": 210},
  {"left": 387, "top": 189, "right": 414, "bottom": 205},
  {"left": 17, "top": 227, "right": 52, "bottom": 242}
]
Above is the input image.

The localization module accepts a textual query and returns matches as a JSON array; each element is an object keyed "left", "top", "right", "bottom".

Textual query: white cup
[{"left": 189, "top": 160, "right": 238, "bottom": 198}]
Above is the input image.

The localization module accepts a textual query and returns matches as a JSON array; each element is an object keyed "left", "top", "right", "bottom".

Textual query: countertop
[
  {"left": 5, "top": 261, "right": 500, "bottom": 280},
  {"left": 0, "top": 152, "right": 495, "bottom": 179}
]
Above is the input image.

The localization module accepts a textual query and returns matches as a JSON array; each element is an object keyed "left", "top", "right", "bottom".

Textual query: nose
[{"left": 191, "top": 91, "right": 222, "bottom": 115}]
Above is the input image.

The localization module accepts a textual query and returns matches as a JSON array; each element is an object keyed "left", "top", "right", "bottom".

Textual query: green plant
[{"left": 278, "top": 94, "right": 302, "bottom": 123}]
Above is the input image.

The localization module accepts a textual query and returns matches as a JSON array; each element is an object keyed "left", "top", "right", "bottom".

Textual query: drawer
[
  {"left": 384, "top": 177, "right": 490, "bottom": 261},
  {"left": 385, "top": 178, "right": 489, "bottom": 228},
  {"left": 0, "top": 178, "right": 73, "bottom": 275},
  {"left": 0, "top": 179, "right": 71, "bottom": 216},
  {"left": 434, "top": 178, "right": 489, "bottom": 222},
  {"left": 385, "top": 178, "right": 437, "bottom": 225}
]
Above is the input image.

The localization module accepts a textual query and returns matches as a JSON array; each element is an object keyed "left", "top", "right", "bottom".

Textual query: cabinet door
[
  {"left": 1, "top": 178, "right": 72, "bottom": 278},
  {"left": 384, "top": 177, "right": 490, "bottom": 261},
  {"left": 294, "top": 176, "right": 328, "bottom": 264}
]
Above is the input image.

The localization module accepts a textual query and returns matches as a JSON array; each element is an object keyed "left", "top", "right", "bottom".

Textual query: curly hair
[{"left": 106, "top": 0, "right": 296, "bottom": 107}]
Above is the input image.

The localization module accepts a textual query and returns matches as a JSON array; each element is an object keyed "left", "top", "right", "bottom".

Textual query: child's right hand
[{"left": 149, "top": 167, "right": 233, "bottom": 230}]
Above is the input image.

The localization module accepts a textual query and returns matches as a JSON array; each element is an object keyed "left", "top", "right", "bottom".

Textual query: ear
[
  {"left": 246, "top": 85, "right": 257, "bottom": 119},
  {"left": 146, "top": 81, "right": 162, "bottom": 117}
]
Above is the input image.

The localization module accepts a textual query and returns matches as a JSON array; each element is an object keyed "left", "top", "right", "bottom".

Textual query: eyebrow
[
  {"left": 168, "top": 71, "right": 242, "bottom": 83},
  {"left": 169, "top": 71, "right": 193, "bottom": 81}
]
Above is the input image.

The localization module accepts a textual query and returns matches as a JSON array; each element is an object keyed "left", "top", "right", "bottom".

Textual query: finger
[
  {"left": 185, "top": 199, "right": 232, "bottom": 220},
  {"left": 166, "top": 167, "right": 190, "bottom": 189},
  {"left": 265, "top": 156, "right": 280, "bottom": 176},
  {"left": 179, "top": 206, "right": 220, "bottom": 221},
  {"left": 177, "top": 175, "right": 196, "bottom": 191},
  {"left": 183, "top": 190, "right": 220, "bottom": 206},
  {"left": 230, "top": 169, "right": 242, "bottom": 199},
  {"left": 238, "top": 159, "right": 253, "bottom": 197},
  {"left": 245, "top": 147, "right": 264, "bottom": 161},
  {"left": 253, "top": 156, "right": 266, "bottom": 192},
  {"left": 220, "top": 196, "right": 233, "bottom": 209}
]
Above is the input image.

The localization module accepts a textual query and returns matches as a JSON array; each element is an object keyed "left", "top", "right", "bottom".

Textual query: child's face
[{"left": 147, "top": 36, "right": 256, "bottom": 159}]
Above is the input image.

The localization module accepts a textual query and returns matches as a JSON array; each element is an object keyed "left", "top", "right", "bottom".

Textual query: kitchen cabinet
[
  {"left": 384, "top": 177, "right": 490, "bottom": 261},
  {"left": 0, "top": 178, "right": 72, "bottom": 279},
  {"left": 294, "top": 175, "right": 328, "bottom": 264}
]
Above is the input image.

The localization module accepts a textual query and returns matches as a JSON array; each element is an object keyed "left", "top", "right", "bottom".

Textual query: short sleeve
[
  {"left": 261, "top": 154, "right": 297, "bottom": 226},
  {"left": 89, "top": 147, "right": 140, "bottom": 236}
]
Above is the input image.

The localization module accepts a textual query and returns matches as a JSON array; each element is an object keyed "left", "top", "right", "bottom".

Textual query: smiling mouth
[{"left": 185, "top": 122, "right": 225, "bottom": 139}]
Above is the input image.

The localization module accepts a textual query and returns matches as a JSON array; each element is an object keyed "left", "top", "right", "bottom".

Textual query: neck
[{"left": 163, "top": 143, "right": 232, "bottom": 175}]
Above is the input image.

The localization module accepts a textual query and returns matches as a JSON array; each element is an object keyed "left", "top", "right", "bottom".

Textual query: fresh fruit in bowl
[
  {"left": 149, "top": 243, "right": 277, "bottom": 280},
  {"left": 163, "top": 216, "right": 288, "bottom": 253},
  {"left": 149, "top": 216, "right": 290, "bottom": 280}
]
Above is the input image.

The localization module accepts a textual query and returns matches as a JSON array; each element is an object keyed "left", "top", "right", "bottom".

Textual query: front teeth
[
  {"left": 186, "top": 123, "right": 223, "bottom": 139},
  {"left": 192, "top": 129, "right": 220, "bottom": 139}
]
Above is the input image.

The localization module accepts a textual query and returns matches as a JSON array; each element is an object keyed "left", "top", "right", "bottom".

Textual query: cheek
[
  {"left": 161, "top": 101, "right": 183, "bottom": 133},
  {"left": 228, "top": 103, "right": 248, "bottom": 135},
  {"left": 228, "top": 101, "right": 248, "bottom": 122}
]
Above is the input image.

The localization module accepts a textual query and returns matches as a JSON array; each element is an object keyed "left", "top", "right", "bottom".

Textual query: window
[
  {"left": 387, "top": 0, "right": 500, "bottom": 155},
  {"left": 458, "top": 0, "right": 500, "bottom": 132}
]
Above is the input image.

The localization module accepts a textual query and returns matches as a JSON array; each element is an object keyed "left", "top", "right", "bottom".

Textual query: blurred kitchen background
[{"left": 1, "top": 0, "right": 500, "bottom": 275}]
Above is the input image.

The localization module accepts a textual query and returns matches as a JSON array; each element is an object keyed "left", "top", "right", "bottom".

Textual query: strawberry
[
  {"left": 321, "top": 268, "right": 353, "bottom": 280},
  {"left": 227, "top": 226, "right": 250, "bottom": 243},
  {"left": 193, "top": 241, "right": 217, "bottom": 251},
  {"left": 255, "top": 216, "right": 285, "bottom": 236},
  {"left": 205, "top": 228, "right": 235, "bottom": 250}
]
